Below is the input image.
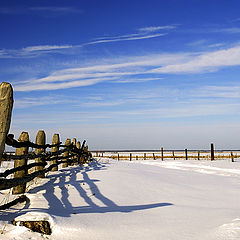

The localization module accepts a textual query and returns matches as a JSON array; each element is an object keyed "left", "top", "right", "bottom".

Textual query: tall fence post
[
  {"left": 35, "top": 130, "right": 46, "bottom": 178},
  {"left": 211, "top": 143, "right": 214, "bottom": 161},
  {"left": 0, "top": 82, "right": 13, "bottom": 162},
  {"left": 144, "top": 153, "right": 146, "bottom": 160},
  {"left": 130, "top": 153, "right": 132, "bottom": 161},
  {"left": 71, "top": 138, "right": 77, "bottom": 166},
  {"left": 76, "top": 141, "right": 81, "bottom": 164},
  {"left": 185, "top": 149, "right": 188, "bottom": 160},
  {"left": 161, "top": 147, "right": 164, "bottom": 161},
  {"left": 50, "top": 133, "right": 60, "bottom": 171},
  {"left": 153, "top": 153, "right": 155, "bottom": 160},
  {"left": 198, "top": 151, "right": 200, "bottom": 160},
  {"left": 62, "top": 139, "right": 71, "bottom": 168},
  {"left": 172, "top": 150, "right": 175, "bottom": 160},
  {"left": 117, "top": 153, "right": 120, "bottom": 161},
  {"left": 12, "top": 132, "right": 29, "bottom": 194},
  {"left": 231, "top": 151, "right": 234, "bottom": 162}
]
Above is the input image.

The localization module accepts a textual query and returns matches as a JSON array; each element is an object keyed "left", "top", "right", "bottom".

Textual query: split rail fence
[{"left": 0, "top": 82, "right": 92, "bottom": 210}]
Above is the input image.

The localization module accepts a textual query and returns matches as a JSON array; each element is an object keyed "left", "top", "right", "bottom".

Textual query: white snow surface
[{"left": 1, "top": 158, "right": 240, "bottom": 239}]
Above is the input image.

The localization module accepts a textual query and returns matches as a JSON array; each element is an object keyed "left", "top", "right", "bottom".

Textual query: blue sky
[{"left": 1, "top": 0, "right": 240, "bottom": 150}]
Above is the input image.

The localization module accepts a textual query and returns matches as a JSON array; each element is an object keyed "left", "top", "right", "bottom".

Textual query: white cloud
[
  {"left": 14, "top": 96, "right": 70, "bottom": 108},
  {"left": 86, "top": 33, "right": 167, "bottom": 45},
  {"left": 13, "top": 77, "right": 116, "bottom": 91},
  {"left": 138, "top": 25, "right": 177, "bottom": 32},
  {"left": 13, "top": 53, "right": 189, "bottom": 91},
  {"left": 151, "top": 45, "right": 240, "bottom": 74},
  {"left": 87, "top": 24, "right": 177, "bottom": 45},
  {"left": 216, "top": 27, "right": 240, "bottom": 34},
  {"left": 0, "top": 6, "right": 82, "bottom": 15},
  {"left": 23, "top": 45, "right": 73, "bottom": 52},
  {"left": 12, "top": 44, "right": 240, "bottom": 91},
  {"left": 0, "top": 25, "right": 175, "bottom": 58}
]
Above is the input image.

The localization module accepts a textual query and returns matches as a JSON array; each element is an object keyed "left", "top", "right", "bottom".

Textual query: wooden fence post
[
  {"left": 185, "top": 149, "right": 188, "bottom": 160},
  {"left": 50, "top": 133, "right": 60, "bottom": 171},
  {"left": 12, "top": 132, "right": 29, "bottom": 194},
  {"left": 71, "top": 138, "right": 77, "bottom": 166},
  {"left": 161, "top": 147, "right": 164, "bottom": 161},
  {"left": 153, "top": 153, "right": 155, "bottom": 160},
  {"left": 117, "top": 153, "right": 120, "bottom": 161},
  {"left": 62, "top": 139, "right": 71, "bottom": 168},
  {"left": 211, "top": 143, "right": 214, "bottom": 161},
  {"left": 0, "top": 82, "right": 13, "bottom": 162},
  {"left": 198, "top": 151, "right": 200, "bottom": 160},
  {"left": 76, "top": 141, "right": 81, "bottom": 164},
  {"left": 136, "top": 155, "right": 138, "bottom": 161},
  {"left": 231, "top": 152, "right": 234, "bottom": 162},
  {"left": 172, "top": 151, "right": 175, "bottom": 160},
  {"left": 130, "top": 153, "right": 132, "bottom": 161},
  {"left": 35, "top": 130, "right": 46, "bottom": 178}
]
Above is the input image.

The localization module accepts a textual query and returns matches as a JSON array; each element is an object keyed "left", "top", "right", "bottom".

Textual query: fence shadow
[{"left": 2, "top": 160, "right": 173, "bottom": 220}]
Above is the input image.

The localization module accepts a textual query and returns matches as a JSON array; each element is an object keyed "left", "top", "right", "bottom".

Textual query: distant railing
[{"left": 91, "top": 147, "right": 239, "bottom": 162}]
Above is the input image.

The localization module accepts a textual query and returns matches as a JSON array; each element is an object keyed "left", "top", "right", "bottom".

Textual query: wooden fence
[
  {"left": 91, "top": 148, "right": 239, "bottom": 162},
  {"left": 0, "top": 82, "right": 92, "bottom": 210}
]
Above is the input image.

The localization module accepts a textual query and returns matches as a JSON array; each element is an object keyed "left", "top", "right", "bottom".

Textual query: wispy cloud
[
  {"left": 215, "top": 27, "right": 240, "bottom": 34},
  {"left": 87, "top": 25, "right": 176, "bottom": 45},
  {"left": 14, "top": 96, "right": 71, "bottom": 108},
  {"left": 151, "top": 45, "right": 240, "bottom": 74},
  {"left": 0, "top": 6, "right": 82, "bottom": 15},
  {"left": 23, "top": 45, "right": 73, "bottom": 52},
  {"left": 194, "top": 85, "right": 240, "bottom": 99},
  {"left": 138, "top": 25, "right": 177, "bottom": 32},
  {"left": 86, "top": 33, "right": 167, "bottom": 45},
  {"left": 0, "top": 44, "right": 76, "bottom": 58},
  {"left": 0, "top": 25, "right": 176, "bottom": 58},
  {"left": 13, "top": 53, "right": 189, "bottom": 91},
  {"left": 13, "top": 44, "right": 240, "bottom": 91},
  {"left": 28, "top": 7, "right": 81, "bottom": 14}
]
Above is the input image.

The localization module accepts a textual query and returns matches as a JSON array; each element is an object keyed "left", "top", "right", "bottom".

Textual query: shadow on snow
[{"left": 1, "top": 159, "right": 173, "bottom": 221}]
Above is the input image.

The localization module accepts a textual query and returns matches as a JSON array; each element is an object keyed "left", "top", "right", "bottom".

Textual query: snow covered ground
[{"left": 1, "top": 158, "right": 240, "bottom": 239}]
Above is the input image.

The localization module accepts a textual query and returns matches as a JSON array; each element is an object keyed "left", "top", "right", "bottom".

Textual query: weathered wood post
[
  {"left": 210, "top": 143, "right": 214, "bottom": 161},
  {"left": 50, "top": 133, "right": 60, "bottom": 172},
  {"left": 76, "top": 141, "right": 81, "bottom": 164},
  {"left": 172, "top": 151, "right": 175, "bottom": 160},
  {"left": 130, "top": 153, "right": 132, "bottom": 161},
  {"left": 117, "top": 153, "right": 120, "bottom": 161},
  {"left": 153, "top": 153, "right": 155, "bottom": 160},
  {"left": 35, "top": 130, "right": 46, "bottom": 178},
  {"left": 185, "top": 149, "right": 188, "bottom": 160},
  {"left": 62, "top": 139, "right": 71, "bottom": 168},
  {"left": 71, "top": 138, "right": 77, "bottom": 166},
  {"left": 198, "top": 151, "right": 200, "bottom": 160},
  {"left": 12, "top": 132, "right": 29, "bottom": 194},
  {"left": 231, "top": 152, "right": 234, "bottom": 162},
  {"left": 144, "top": 153, "right": 146, "bottom": 160},
  {"left": 161, "top": 147, "right": 164, "bottom": 161},
  {"left": 0, "top": 82, "right": 13, "bottom": 162},
  {"left": 136, "top": 155, "right": 138, "bottom": 160}
]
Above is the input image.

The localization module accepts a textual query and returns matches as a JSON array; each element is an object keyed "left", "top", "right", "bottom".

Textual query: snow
[{"left": 1, "top": 158, "right": 240, "bottom": 239}]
